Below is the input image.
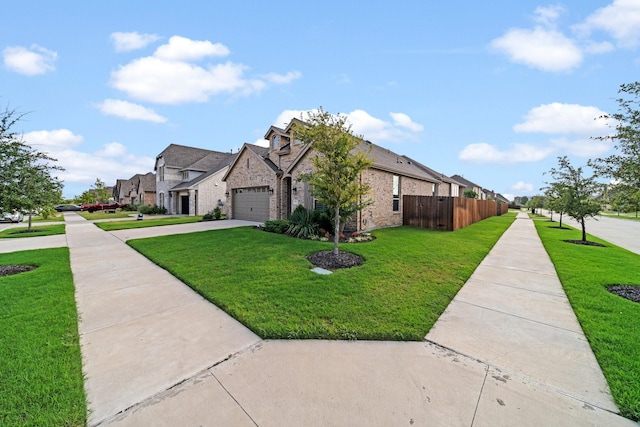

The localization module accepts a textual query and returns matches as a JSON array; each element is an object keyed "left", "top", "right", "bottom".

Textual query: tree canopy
[
  {"left": 591, "top": 82, "right": 640, "bottom": 214},
  {"left": 295, "top": 108, "right": 373, "bottom": 255},
  {"left": 463, "top": 189, "right": 477, "bottom": 199},
  {"left": 545, "top": 156, "right": 601, "bottom": 242},
  {"left": 0, "top": 107, "right": 63, "bottom": 230}
]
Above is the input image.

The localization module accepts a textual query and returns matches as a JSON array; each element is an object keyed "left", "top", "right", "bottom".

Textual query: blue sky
[{"left": 3, "top": 1, "right": 639, "bottom": 199}]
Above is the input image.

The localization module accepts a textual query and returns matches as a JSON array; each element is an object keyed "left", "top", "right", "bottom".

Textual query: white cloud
[
  {"left": 347, "top": 110, "right": 423, "bottom": 142},
  {"left": 153, "top": 36, "right": 229, "bottom": 61},
  {"left": 24, "top": 129, "right": 83, "bottom": 149},
  {"left": 254, "top": 139, "right": 270, "bottom": 148},
  {"left": 550, "top": 137, "right": 613, "bottom": 157},
  {"left": 458, "top": 142, "right": 554, "bottom": 163},
  {"left": 111, "top": 32, "right": 161, "bottom": 52},
  {"left": 533, "top": 5, "right": 565, "bottom": 27},
  {"left": 110, "top": 36, "right": 299, "bottom": 104},
  {"left": 574, "top": 0, "right": 640, "bottom": 48},
  {"left": 511, "top": 181, "right": 535, "bottom": 192},
  {"left": 390, "top": 112, "right": 424, "bottom": 132},
  {"left": 513, "top": 103, "right": 611, "bottom": 135},
  {"left": 3, "top": 45, "right": 57, "bottom": 75},
  {"left": 24, "top": 129, "right": 154, "bottom": 192},
  {"left": 271, "top": 109, "right": 424, "bottom": 143},
  {"left": 96, "top": 99, "right": 167, "bottom": 123},
  {"left": 262, "top": 71, "right": 302, "bottom": 85},
  {"left": 490, "top": 27, "right": 582, "bottom": 72}
]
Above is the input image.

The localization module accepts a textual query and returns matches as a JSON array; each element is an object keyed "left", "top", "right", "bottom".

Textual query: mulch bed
[
  {"left": 563, "top": 239, "right": 605, "bottom": 247},
  {"left": 307, "top": 251, "right": 364, "bottom": 270},
  {"left": 0, "top": 265, "right": 37, "bottom": 277},
  {"left": 607, "top": 285, "right": 640, "bottom": 303}
]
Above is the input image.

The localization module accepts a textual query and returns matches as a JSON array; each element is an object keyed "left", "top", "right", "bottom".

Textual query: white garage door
[{"left": 232, "top": 187, "right": 270, "bottom": 222}]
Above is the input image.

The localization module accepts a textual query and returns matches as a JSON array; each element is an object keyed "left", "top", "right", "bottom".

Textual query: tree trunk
[
  {"left": 333, "top": 208, "right": 340, "bottom": 255},
  {"left": 580, "top": 218, "right": 587, "bottom": 242},
  {"left": 559, "top": 212, "right": 563, "bottom": 228},
  {"left": 27, "top": 213, "right": 33, "bottom": 232}
]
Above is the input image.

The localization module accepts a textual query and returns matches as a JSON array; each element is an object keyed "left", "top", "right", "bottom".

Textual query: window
[
  {"left": 182, "top": 171, "right": 189, "bottom": 180},
  {"left": 393, "top": 175, "right": 400, "bottom": 211},
  {"left": 159, "top": 193, "right": 165, "bottom": 209},
  {"left": 158, "top": 166, "right": 164, "bottom": 182},
  {"left": 452, "top": 185, "right": 459, "bottom": 197},
  {"left": 272, "top": 135, "right": 279, "bottom": 149}
]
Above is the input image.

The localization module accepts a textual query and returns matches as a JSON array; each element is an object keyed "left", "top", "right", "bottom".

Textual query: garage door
[{"left": 232, "top": 187, "right": 270, "bottom": 222}]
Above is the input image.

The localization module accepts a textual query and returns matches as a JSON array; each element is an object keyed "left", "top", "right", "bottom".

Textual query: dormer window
[
  {"left": 182, "top": 171, "right": 189, "bottom": 180},
  {"left": 272, "top": 135, "right": 280, "bottom": 149}
]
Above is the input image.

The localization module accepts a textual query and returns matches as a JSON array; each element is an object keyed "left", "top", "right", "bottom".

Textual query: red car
[{"left": 81, "top": 202, "right": 127, "bottom": 213}]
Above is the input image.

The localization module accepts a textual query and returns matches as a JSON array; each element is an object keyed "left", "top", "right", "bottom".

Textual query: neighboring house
[
  {"left": 113, "top": 173, "right": 156, "bottom": 206},
  {"left": 450, "top": 174, "right": 487, "bottom": 200},
  {"left": 484, "top": 190, "right": 510, "bottom": 204},
  {"left": 154, "top": 144, "right": 235, "bottom": 215},
  {"left": 113, "top": 179, "right": 132, "bottom": 205},
  {"left": 129, "top": 172, "right": 156, "bottom": 206},
  {"left": 223, "top": 119, "right": 460, "bottom": 231}
]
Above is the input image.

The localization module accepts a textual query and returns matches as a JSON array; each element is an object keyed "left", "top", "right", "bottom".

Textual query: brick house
[
  {"left": 155, "top": 144, "right": 235, "bottom": 215},
  {"left": 450, "top": 174, "right": 487, "bottom": 200},
  {"left": 113, "top": 172, "right": 156, "bottom": 206},
  {"left": 223, "top": 119, "right": 462, "bottom": 231}
]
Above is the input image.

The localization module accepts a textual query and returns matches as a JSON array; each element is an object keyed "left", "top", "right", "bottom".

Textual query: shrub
[
  {"left": 138, "top": 204, "right": 167, "bottom": 215},
  {"left": 286, "top": 205, "right": 319, "bottom": 239},
  {"left": 264, "top": 219, "right": 290, "bottom": 234},
  {"left": 213, "top": 206, "right": 222, "bottom": 220},
  {"left": 121, "top": 204, "right": 138, "bottom": 211}
]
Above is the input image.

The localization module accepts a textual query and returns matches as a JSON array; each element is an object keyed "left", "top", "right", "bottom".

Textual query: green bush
[
  {"left": 286, "top": 205, "right": 319, "bottom": 239},
  {"left": 138, "top": 204, "right": 167, "bottom": 215},
  {"left": 264, "top": 219, "right": 290, "bottom": 234},
  {"left": 121, "top": 204, "right": 138, "bottom": 211},
  {"left": 213, "top": 206, "right": 222, "bottom": 220}
]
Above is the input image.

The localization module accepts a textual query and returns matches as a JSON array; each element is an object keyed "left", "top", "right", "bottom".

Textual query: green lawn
[
  {"left": 0, "top": 224, "right": 66, "bottom": 238},
  {"left": 95, "top": 216, "right": 204, "bottom": 231},
  {"left": 129, "top": 214, "right": 515, "bottom": 341},
  {"left": 0, "top": 248, "right": 86, "bottom": 426},
  {"left": 533, "top": 219, "right": 640, "bottom": 421}
]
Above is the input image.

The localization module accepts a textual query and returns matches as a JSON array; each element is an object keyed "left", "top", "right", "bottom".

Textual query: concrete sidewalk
[
  {"left": 2, "top": 212, "right": 636, "bottom": 425},
  {"left": 101, "top": 213, "right": 635, "bottom": 426}
]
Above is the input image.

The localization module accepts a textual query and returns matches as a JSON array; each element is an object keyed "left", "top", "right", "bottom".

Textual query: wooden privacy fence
[{"left": 403, "top": 196, "right": 508, "bottom": 231}]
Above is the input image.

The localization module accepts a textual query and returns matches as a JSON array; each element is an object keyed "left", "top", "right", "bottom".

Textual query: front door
[{"left": 181, "top": 195, "right": 189, "bottom": 215}]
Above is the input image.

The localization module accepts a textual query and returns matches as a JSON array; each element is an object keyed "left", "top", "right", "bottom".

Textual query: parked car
[
  {"left": 1, "top": 211, "right": 24, "bottom": 223},
  {"left": 54, "top": 204, "right": 82, "bottom": 212},
  {"left": 80, "top": 202, "right": 127, "bottom": 213}
]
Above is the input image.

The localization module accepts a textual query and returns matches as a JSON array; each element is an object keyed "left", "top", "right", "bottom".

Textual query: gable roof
[
  {"left": 222, "top": 143, "right": 279, "bottom": 181},
  {"left": 450, "top": 174, "right": 484, "bottom": 190},
  {"left": 171, "top": 153, "right": 237, "bottom": 191},
  {"left": 154, "top": 143, "right": 224, "bottom": 170}
]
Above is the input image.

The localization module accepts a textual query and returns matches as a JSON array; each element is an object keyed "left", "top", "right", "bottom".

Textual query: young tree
[
  {"left": 0, "top": 107, "right": 63, "bottom": 231},
  {"left": 92, "top": 178, "right": 111, "bottom": 202},
  {"left": 591, "top": 82, "right": 640, "bottom": 212},
  {"left": 547, "top": 156, "right": 601, "bottom": 242},
  {"left": 296, "top": 108, "right": 373, "bottom": 255},
  {"left": 543, "top": 182, "right": 569, "bottom": 227}
]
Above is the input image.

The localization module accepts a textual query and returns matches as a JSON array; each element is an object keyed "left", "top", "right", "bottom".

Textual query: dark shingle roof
[{"left": 155, "top": 144, "right": 223, "bottom": 169}]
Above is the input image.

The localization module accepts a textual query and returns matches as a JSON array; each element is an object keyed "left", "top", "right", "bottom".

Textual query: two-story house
[{"left": 155, "top": 144, "right": 235, "bottom": 215}]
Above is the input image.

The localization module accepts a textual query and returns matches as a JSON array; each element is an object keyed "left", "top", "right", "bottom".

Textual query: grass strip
[
  {"left": 533, "top": 219, "right": 640, "bottom": 421},
  {"left": 95, "top": 216, "right": 204, "bottom": 231},
  {"left": 0, "top": 224, "right": 66, "bottom": 238},
  {"left": 129, "top": 214, "right": 515, "bottom": 341},
  {"left": 0, "top": 248, "right": 86, "bottom": 426}
]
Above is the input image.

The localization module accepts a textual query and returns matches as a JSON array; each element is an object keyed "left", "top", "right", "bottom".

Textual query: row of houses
[{"left": 112, "top": 118, "right": 508, "bottom": 231}]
